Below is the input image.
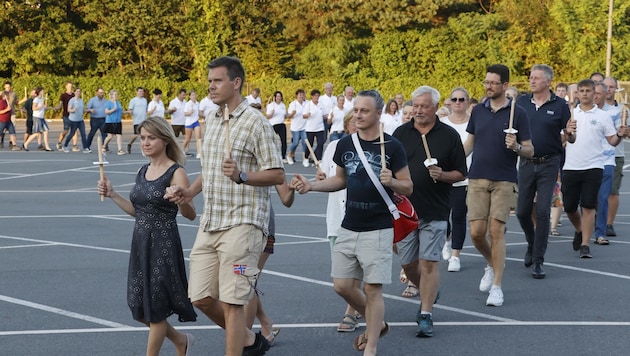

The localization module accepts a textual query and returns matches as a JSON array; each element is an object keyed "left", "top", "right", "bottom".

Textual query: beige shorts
[
  {"left": 188, "top": 224, "right": 265, "bottom": 305},
  {"left": 331, "top": 227, "right": 393, "bottom": 285},
  {"left": 467, "top": 179, "right": 517, "bottom": 223}
]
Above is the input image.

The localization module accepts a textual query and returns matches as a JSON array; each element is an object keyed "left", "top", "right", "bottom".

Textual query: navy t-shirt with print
[{"left": 333, "top": 133, "right": 408, "bottom": 232}]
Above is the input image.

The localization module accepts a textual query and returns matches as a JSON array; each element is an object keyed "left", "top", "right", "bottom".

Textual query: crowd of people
[
  {"left": 48, "top": 56, "right": 626, "bottom": 356},
  {"left": 0, "top": 81, "right": 216, "bottom": 158}
]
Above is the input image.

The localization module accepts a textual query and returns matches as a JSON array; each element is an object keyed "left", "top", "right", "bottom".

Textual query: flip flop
[
  {"left": 550, "top": 229, "right": 560, "bottom": 236},
  {"left": 352, "top": 322, "right": 389, "bottom": 351},
  {"left": 184, "top": 333, "right": 194, "bottom": 356},
  {"left": 594, "top": 237, "right": 610, "bottom": 245}
]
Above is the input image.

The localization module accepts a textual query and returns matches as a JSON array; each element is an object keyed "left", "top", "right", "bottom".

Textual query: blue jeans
[
  {"left": 64, "top": 121, "right": 88, "bottom": 149},
  {"left": 289, "top": 130, "right": 307, "bottom": 156},
  {"left": 329, "top": 131, "right": 346, "bottom": 142},
  {"left": 87, "top": 117, "right": 106, "bottom": 148},
  {"left": 595, "top": 165, "right": 614, "bottom": 237},
  {"left": 516, "top": 156, "right": 560, "bottom": 263}
]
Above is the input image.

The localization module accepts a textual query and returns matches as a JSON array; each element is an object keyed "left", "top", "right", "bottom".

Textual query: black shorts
[
  {"left": 171, "top": 125, "right": 185, "bottom": 137},
  {"left": 26, "top": 118, "right": 33, "bottom": 135},
  {"left": 561, "top": 168, "right": 603, "bottom": 212},
  {"left": 104, "top": 122, "right": 122, "bottom": 135},
  {"left": 133, "top": 124, "right": 140, "bottom": 135}
]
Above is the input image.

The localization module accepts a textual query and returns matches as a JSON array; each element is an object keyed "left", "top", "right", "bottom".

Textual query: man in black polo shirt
[
  {"left": 393, "top": 85, "right": 466, "bottom": 337},
  {"left": 515, "top": 64, "right": 571, "bottom": 279}
]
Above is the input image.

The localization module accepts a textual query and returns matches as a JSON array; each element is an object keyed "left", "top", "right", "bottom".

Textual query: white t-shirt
[
  {"left": 321, "top": 139, "right": 346, "bottom": 237},
  {"left": 605, "top": 103, "right": 625, "bottom": 157},
  {"left": 199, "top": 96, "right": 219, "bottom": 120},
  {"left": 380, "top": 113, "right": 401, "bottom": 135},
  {"left": 288, "top": 100, "right": 307, "bottom": 131},
  {"left": 343, "top": 97, "right": 354, "bottom": 114},
  {"left": 441, "top": 116, "right": 472, "bottom": 186},
  {"left": 128, "top": 97, "right": 148, "bottom": 125},
  {"left": 304, "top": 100, "right": 325, "bottom": 132},
  {"left": 246, "top": 95, "right": 262, "bottom": 106},
  {"left": 168, "top": 98, "right": 186, "bottom": 125},
  {"left": 266, "top": 101, "right": 287, "bottom": 126},
  {"left": 147, "top": 99, "right": 165, "bottom": 119},
  {"left": 330, "top": 106, "right": 345, "bottom": 132},
  {"left": 184, "top": 100, "right": 199, "bottom": 126},
  {"left": 564, "top": 105, "right": 617, "bottom": 171},
  {"left": 33, "top": 97, "right": 45, "bottom": 118},
  {"left": 601, "top": 103, "right": 620, "bottom": 166},
  {"left": 319, "top": 94, "right": 335, "bottom": 117}
]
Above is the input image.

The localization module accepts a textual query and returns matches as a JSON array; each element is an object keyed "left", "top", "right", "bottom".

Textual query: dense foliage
[{"left": 1, "top": 0, "right": 629, "bottom": 105}]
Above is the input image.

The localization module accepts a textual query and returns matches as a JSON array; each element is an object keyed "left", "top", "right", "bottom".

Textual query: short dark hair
[
  {"left": 295, "top": 89, "right": 305, "bottom": 96},
  {"left": 153, "top": 88, "right": 162, "bottom": 95},
  {"left": 487, "top": 64, "right": 510, "bottom": 83},
  {"left": 310, "top": 89, "right": 321, "bottom": 97},
  {"left": 178, "top": 88, "right": 186, "bottom": 95},
  {"left": 577, "top": 79, "right": 595, "bottom": 89},
  {"left": 273, "top": 91, "right": 283, "bottom": 99},
  {"left": 555, "top": 82, "right": 568, "bottom": 90},
  {"left": 357, "top": 89, "right": 385, "bottom": 112},
  {"left": 207, "top": 56, "right": 246, "bottom": 92},
  {"left": 4, "top": 81, "right": 11, "bottom": 86}
]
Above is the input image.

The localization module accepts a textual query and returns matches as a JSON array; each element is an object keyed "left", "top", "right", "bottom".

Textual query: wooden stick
[
  {"left": 508, "top": 96, "right": 516, "bottom": 131},
  {"left": 422, "top": 134, "right": 436, "bottom": 183},
  {"left": 304, "top": 138, "right": 320, "bottom": 170},
  {"left": 622, "top": 105, "right": 628, "bottom": 127},
  {"left": 379, "top": 123, "right": 386, "bottom": 170},
  {"left": 422, "top": 134, "right": 432, "bottom": 160},
  {"left": 224, "top": 104, "right": 230, "bottom": 159},
  {"left": 97, "top": 135, "right": 106, "bottom": 202}
]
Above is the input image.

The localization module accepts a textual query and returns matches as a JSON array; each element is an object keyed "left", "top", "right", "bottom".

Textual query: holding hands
[{"left": 290, "top": 174, "right": 311, "bottom": 194}]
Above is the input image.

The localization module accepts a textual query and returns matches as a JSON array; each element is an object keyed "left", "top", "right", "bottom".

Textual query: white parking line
[{"left": 0, "top": 295, "right": 130, "bottom": 328}]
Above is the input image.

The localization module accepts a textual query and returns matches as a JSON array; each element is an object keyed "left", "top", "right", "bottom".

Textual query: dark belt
[
  {"left": 91, "top": 117, "right": 105, "bottom": 120},
  {"left": 526, "top": 154, "right": 559, "bottom": 164}
]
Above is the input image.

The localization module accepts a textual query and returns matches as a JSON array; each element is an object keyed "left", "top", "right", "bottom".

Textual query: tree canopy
[{"left": 1, "top": 0, "right": 629, "bottom": 102}]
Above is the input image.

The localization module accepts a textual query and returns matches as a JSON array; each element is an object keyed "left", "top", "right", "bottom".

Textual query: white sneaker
[
  {"left": 479, "top": 266, "right": 494, "bottom": 292},
  {"left": 282, "top": 158, "right": 288, "bottom": 164},
  {"left": 442, "top": 241, "right": 452, "bottom": 260},
  {"left": 196, "top": 153, "right": 201, "bottom": 159},
  {"left": 287, "top": 156, "right": 294, "bottom": 165},
  {"left": 302, "top": 159, "right": 310, "bottom": 167},
  {"left": 447, "top": 256, "right": 460, "bottom": 272},
  {"left": 486, "top": 285, "right": 504, "bottom": 306}
]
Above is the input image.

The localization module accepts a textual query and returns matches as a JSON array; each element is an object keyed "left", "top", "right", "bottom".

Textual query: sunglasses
[{"left": 450, "top": 97, "right": 467, "bottom": 102}]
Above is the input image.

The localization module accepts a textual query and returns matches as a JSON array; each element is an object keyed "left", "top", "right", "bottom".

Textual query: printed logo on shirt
[{"left": 546, "top": 110, "right": 555, "bottom": 115}]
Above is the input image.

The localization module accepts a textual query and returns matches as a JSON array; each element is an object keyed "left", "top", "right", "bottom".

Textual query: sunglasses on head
[{"left": 450, "top": 97, "right": 466, "bottom": 102}]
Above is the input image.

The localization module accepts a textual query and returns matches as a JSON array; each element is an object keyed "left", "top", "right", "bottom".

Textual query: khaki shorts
[
  {"left": 331, "top": 227, "right": 393, "bottom": 285},
  {"left": 467, "top": 179, "right": 517, "bottom": 223},
  {"left": 188, "top": 225, "right": 264, "bottom": 305}
]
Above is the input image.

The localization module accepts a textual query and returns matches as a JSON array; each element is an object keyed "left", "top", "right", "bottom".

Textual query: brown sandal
[{"left": 352, "top": 322, "right": 389, "bottom": 351}]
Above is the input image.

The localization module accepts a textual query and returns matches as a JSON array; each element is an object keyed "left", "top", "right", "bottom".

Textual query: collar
[
  {"left": 576, "top": 104, "right": 598, "bottom": 113},
  {"left": 483, "top": 97, "right": 511, "bottom": 111},
  {"left": 528, "top": 90, "right": 558, "bottom": 104},
  {"left": 216, "top": 99, "right": 250, "bottom": 120}
]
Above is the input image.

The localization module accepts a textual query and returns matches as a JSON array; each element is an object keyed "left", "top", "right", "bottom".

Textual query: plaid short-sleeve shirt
[{"left": 200, "top": 99, "right": 283, "bottom": 235}]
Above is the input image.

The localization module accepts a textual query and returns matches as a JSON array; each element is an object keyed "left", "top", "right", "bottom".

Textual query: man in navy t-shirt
[{"left": 292, "top": 90, "right": 413, "bottom": 355}]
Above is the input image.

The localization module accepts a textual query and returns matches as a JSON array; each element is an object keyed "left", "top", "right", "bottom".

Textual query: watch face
[{"left": 240, "top": 171, "right": 248, "bottom": 182}]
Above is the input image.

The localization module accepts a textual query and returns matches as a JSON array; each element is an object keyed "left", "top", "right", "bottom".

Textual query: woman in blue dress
[{"left": 98, "top": 117, "right": 197, "bottom": 356}]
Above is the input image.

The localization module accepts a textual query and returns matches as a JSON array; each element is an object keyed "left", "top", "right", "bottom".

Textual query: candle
[
  {"left": 422, "top": 134, "right": 436, "bottom": 183},
  {"left": 97, "top": 136, "right": 106, "bottom": 202},
  {"left": 508, "top": 96, "right": 515, "bottom": 131}
]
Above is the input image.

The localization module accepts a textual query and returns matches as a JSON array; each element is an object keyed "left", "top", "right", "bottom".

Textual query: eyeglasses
[
  {"left": 450, "top": 97, "right": 466, "bottom": 102},
  {"left": 483, "top": 81, "right": 504, "bottom": 86}
]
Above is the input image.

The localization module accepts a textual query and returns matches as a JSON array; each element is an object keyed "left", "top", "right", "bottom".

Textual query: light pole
[{"left": 606, "top": 0, "right": 613, "bottom": 76}]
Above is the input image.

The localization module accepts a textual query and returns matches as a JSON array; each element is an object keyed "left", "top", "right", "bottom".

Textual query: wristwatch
[{"left": 236, "top": 171, "right": 248, "bottom": 184}]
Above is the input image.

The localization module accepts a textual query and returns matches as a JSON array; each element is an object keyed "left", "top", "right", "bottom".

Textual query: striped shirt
[{"left": 200, "top": 99, "right": 283, "bottom": 234}]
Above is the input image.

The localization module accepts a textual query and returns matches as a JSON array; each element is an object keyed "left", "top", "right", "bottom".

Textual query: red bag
[{"left": 393, "top": 193, "right": 419, "bottom": 243}]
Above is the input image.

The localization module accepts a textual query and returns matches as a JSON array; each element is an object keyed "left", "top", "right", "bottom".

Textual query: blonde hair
[
  {"left": 343, "top": 110, "right": 354, "bottom": 133},
  {"left": 138, "top": 117, "right": 186, "bottom": 166}
]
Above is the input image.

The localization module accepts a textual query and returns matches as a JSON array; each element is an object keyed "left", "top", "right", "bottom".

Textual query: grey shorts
[
  {"left": 397, "top": 219, "right": 447, "bottom": 264},
  {"left": 331, "top": 227, "right": 393, "bottom": 285}
]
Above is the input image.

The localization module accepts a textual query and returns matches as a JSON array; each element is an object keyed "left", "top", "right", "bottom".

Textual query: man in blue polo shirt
[
  {"left": 463, "top": 64, "right": 534, "bottom": 307},
  {"left": 515, "top": 64, "right": 570, "bottom": 279}
]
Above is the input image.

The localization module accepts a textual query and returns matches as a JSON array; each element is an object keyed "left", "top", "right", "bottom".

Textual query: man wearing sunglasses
[
  {"left": 515, "top": 64, "right": 571, "bottom": 279},
  {"left": 463, "top": 64, "right": 534, "bottom": 307}
]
